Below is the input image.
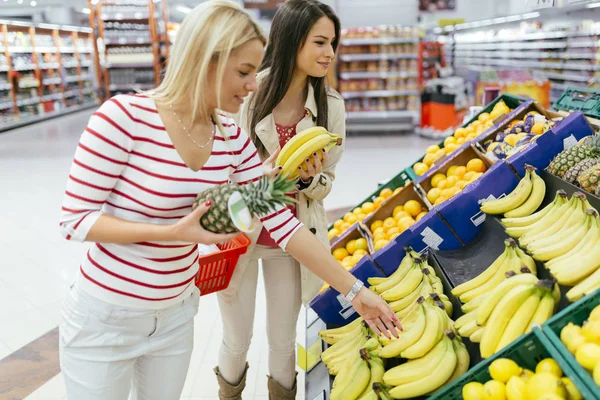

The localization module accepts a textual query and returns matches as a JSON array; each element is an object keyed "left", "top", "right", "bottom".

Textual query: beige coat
[{"left": 218, "top": 80, "right": 346, "bottom": 306}]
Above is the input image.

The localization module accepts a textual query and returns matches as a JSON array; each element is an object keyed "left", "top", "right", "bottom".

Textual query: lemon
[
  {"left": 457, "top": 137, "right": 466, "bottom": 145},
  {"left": 538, "top": 394, "right": 567, "bottom": 400},
  {"left": 434, "top": 196, "right": 446, "bottom": 206},
  {"left": 520, "top": 369, "right": 535, "bottom": 382},
  {"left": 333, "top": 219, "right": 344, "bottom": 230},
  {"left": 454, "top": 127, "right": 468, "bottom": 138},
  {"left": 341, "top": 255, "right": 355, "bottom": 269},
  {"left": 374, "top": 196, "right": 384, "bottom": 208},
  {"left": 445, "top": 143, "right": 459, "bottom": 154},
  {"left": 416, "top": 211, "right": 427, "bottom": 221},
  {"left": 427, "top": 188, "right": 441, "bottom": 204},
  {"left": 575, "top": 342, "right": 600, "bottom": 370},
  {"left": 354, "top": 238, "right": 368, "bottom": 253},
  {"left": 394, "top": 211, "right": 411, "bottom": 221},
  {"left": 374, "top": 239, "right": 389, "bottom": 251},
  {"left": 380, "top": 188, "right": 393, "bottom": 199},
  {"left": 393, "top": 187, "right": 403, "bottom": 195},
  {"left": 505, "top": 375, "right": 527, "bottom": 400},
  {"left": 594, "top": 361, "right": 600, "bottom": 386},
  {"left": 444, "top": 136, "right": 457, "bottom": 147},
  {"left": 361, "top": 201, "right": 376, "bottom": 214},
  {"left": 467, "top": 158, "right": 487, "bottom": 173},
  {"left": 392, "top": 205, "right": 404, "bottom": 217},
  {"left": 525, "top": 372, "right": 567, "bottom": 399},
  {"left": 437, "top": 178, "right": 449, "bottom": 190},
  {"left": 404, "top": 200, "right": 423, "bottom": 217},
  {"left": 413, "top": 162, "right": 429, "bottom": 176},
  {"left": 340, "top": 222, "right": 351, "bottom": 232},
  {"left": 353, "top": 249, "right": 368, "bottom": 257},
  {"left": 431, "top": 173, "right": 446, "bottom": 188},
  {"left": 581, "top": 320, "right": 600, "bottom": 343},
  {"left": 332, "top": 247, "right": 349, "bottom": 261},
  {"left": 446, "top": 176, "right": 459, "bottom": 188},
  {"left": 457, "top": 180, "right": 469, "bottom": 190},
  {"left": 328, "top": 229, "right": 339, "bottom": 240},
  {"left": 370, "top": 220, "right": 383, "bottom": 232},
  {"left": 423, "top": 152, "right": 437, "bottom": 166},
  {"left": 352, "top": 253, "right": 365, "bottom": 264},
  {"left": 373, "top": 232, "right": 386, "bottom": 242},
  {"left": 343, "top": 212, "right": 355, "bottom": 222},
  {"left": 356, "top": 213, "right": 367, "bottom": 221},
  {"left": 479, "top": 112, "right": 491, "bottom": 122},
  {"left": 462, "top": 381, "right": 485, "bottom": 400},
  {"left": 345, "top": 239, "right": 357, "bottom": 255},
  {"left": 397, "top": 216, "right": 416, "bottom": 231},
  {"left": 426, "top": 144, "right": 441, "bottom": 154},
  {"left": 561, "top": 377, "right": 582, "bottom": 400},
  {"left": 536, "top": 358, "right": 563, "bottom": 378},
  {"left": 386, "top": 227, "right": 401, "bottom": 239},
  {"left": 483, "top": 380, "right": 506, "bottom": 400},
  {"left": 561, "top": 324, "right": 587, "bottom": 354},
  {"left": 383, "top": 217, "right": 396, "bottom": 229},
  {"left": 490, "top": 358, "right": 523, "bottom": 383},
  {"left": 589, "top": 304, "right": 600, "bottom": 322},
  {"left": 446, "top": 165, "right": 458, "bottom": 177}
]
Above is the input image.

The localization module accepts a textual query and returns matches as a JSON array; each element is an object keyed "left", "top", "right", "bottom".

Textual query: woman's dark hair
[{"left": 248, "top": 0, "right": 341, "bottom": 158}]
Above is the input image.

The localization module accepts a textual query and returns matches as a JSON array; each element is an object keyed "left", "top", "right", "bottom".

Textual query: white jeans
[
  {"left": 217, "top": 245, "right": 302, "bottom": 390},
  {"left": 59, "top": 282, "right": 199, "bottom": 400}
]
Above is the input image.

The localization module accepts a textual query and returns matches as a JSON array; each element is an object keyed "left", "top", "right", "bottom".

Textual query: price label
[{"left": 528, "top": 0, "right": 555, "bottom": 9}]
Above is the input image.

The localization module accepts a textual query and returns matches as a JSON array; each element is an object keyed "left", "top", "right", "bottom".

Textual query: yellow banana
[
  {"left": 525, "top": 291, "right": 555, "bottom": 333},
  {"left": 458, "top": 320, "right": 482, "bottom": 337},
  {"left": 501, "top": 190, "right": 567, "bottom": 228},
  {"left": 432, "top": 338, "right": 470, "bottom": 393},
  {"left": 327, "top": 336, "right": 368, "bottom": 376},
  {"left": 372, "top": 251, "right": 417, "bottom": 293},
  {"left": 515, "top": 246, "right": 537, "bottom": 275},
  {"left": 504, "top": 191, "right": 569, "bottom": 238},
  {"left": 379, "top": 300, "right": 426, "bottom": 358},
  {"left": 476, "top": 272, "right": 539, "bottom": 326},
  {"left": 462, "top": 293, "right": 489, "bottom": 313},
  {"left": 319, "top": 318, "right": 364, "bottom": 344},
  {"left": 400, "top": 302, "right": 444, "bottom": 359},
  {"left": 480, "top": 284, "right": 538, "bottom": 358},
  {"left": 546, "top": 212, "right": 600, "bottom": 270},
  {"left": 357, "top": 354, "right": 385, "bottom": 399},
  {"left": 567, "top": 266, "right": 600, "bottom": 302},
  {"left": 331, "top": 352, "right": 371, "bottom": 400},
  {"left": 455, "top": 309, "right": 477, "bottom": 330},
  {"left": 388, "top": 278, "right": 428, "bottom": 313},
  {"left": 504, "top": 166, "right": 546, "bottom": 218},
  {"left": 280, "top": 131, "right": 341, "bottom": 178},
  {"left": 322, "top": 327, "right": 366, "bottom": 365},
  {"left": 330, "top": 353, "right": 364, "bottom": 398},
  {"left": 480, "top": 169, "right": 533, "bottom": 215},
  {"left": 276, "top": 126, "right": 328, "bottom": 166},
  {"left": 552, "top": 236, "right": 600, "bottom": 285},
  {"left": 530, "top": 211, "right": 592, "bottom": 261},
  {"left": 470, "top": 327, "right": 485, "bottom": 343},
  {"left": 495, "top": 290, "right": 542, "bottom": 352},
  {"left": 381, "top": 266, "right": 424, "bottom": 302},
  {"left": 451, "top": 240, "right": 512, "bottom": 297}
]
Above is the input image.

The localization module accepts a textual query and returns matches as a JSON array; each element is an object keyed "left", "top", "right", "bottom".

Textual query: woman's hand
[
  {"left": 172, "top": 201, "right": 241, "bottom": 244},
  {"left": 263, "top": 147, "right": 282, "bottom": 179},
  {"left": 352, "top": 287, "right": 401, "bottom": 339},
  {"left": 299, "top": 148, "right": 328, "bottom": 182}
]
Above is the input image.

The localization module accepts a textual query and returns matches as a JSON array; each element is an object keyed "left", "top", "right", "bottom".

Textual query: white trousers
[
  {"left": 217, "top": 245, "right": 302, "bottom": 390},
  {"left": 59, "top": 282, "right": 199, "bottom": 400}
]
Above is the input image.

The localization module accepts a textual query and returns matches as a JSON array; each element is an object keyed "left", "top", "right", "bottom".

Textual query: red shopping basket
[{"left": 195, "top": 234, "right": 250, "bottom": 296}]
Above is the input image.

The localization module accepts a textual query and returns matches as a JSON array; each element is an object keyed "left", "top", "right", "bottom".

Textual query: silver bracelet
[{"left": 345, "top": 279, "right": 364, "bottom": 303}]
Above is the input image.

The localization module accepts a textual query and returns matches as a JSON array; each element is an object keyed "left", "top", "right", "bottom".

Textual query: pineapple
[
  {"left": 577, "top": 164, "right": 600, "bottom": 197},
  {"left": 193, "top": 175, "right": 297, "bottom": 233},
  {"left": 547, "top": 135, "right": 600, "bottom": 178},
  {"left": 564, "top": 158, "right": 600, "bottom": 185}
]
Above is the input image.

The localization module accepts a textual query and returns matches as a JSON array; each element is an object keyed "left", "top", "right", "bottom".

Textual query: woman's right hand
[
  {"left": 170, "top": 201, "right": 241, "bottom": 244},
  {"left": 352, "top": 287, "right": 401, "bottom": 339}
]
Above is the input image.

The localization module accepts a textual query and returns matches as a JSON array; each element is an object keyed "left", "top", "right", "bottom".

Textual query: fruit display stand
[
  {"left": 552, "top": 87, "right": 600, "bottom": 130},
  {"left": 543, "top": 288, "right": 600, "bottom": 398},
  {"left": 427, "top": 328, "right": 596, "bottom": 400}
]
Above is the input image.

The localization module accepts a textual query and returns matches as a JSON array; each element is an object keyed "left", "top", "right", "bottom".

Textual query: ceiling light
[
  {"left": 17, "top": 0, "right": 23, "bottom": 4},
  {"left": 30, "top": 0, "right": 37, "bottom": 6},
  {"left": 587, "top": 2, "right": 600, "bottom": 8},
  {"left": 521, "top": 12, "right": 540, "bottom": 19},
  {"left": 82, "top": 8, "right": 91, "bottom": 14},
  {"left": 176, "top": 5, "right": 191, "bottom": 14}
]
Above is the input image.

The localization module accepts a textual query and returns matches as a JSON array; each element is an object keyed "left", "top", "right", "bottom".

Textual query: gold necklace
[{"left": 169, "top": 104, "right": 215, "bottom": 149}]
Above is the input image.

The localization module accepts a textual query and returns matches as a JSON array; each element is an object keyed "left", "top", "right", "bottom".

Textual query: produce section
[{"left": 305, "top": 91, "right": 600, "bottom": 399}]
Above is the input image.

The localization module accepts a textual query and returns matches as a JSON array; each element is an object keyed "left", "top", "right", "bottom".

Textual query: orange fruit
[
  {"left": 431, "top": 173, "right": 446, "bottom": 188},
  {"left": 416, "top": 211, "right": 427, "bottom": 221},
  {"left": 427, "top": 188, "right": 441, "bottom": 204},
  {"left": 380, "top": 188, "right": 393, "bottom": 199},
  {"left": 413, "top": 162, "right": 429, "bottom": 176},
  {"left": 426, "top": 144, "right": 441, "bottom": 154},
  {"left": 333, "top": 219, "right": 344, "bottom": 230},
  {"left": 333, "top": 247, "right": 349, "bottom": 261},
  {"left": 361, "top": 202, "right": 376, "bottom": 214},
  {"left": 392, "top": 205, "right": 405, "bottom": 218},
  {"left": 355, "top": 238, "right": 368, "bottom": 252},
  {"left": 383, "top": 217, "right": 396, "bottom": 229},
  {"left": 374, "top": 197, "right": 385, "bottom": 207},
  {"left": 467, "top": 158, "right": 486, "bottom": 173},
  {"left": 394, "top": 211, "right": 411, "bottom": 221},
  {"left": 370, "top": 220, "right": 383, "bottom": 232},
  {"left": 345, "top": 240, "right": 357, "bottom": 255},
  {"left": 374, "top": 239, "right": 389, "bottom": 251},
  {"left": 404, "top": 200, "right": 422, "bottom": 217}
]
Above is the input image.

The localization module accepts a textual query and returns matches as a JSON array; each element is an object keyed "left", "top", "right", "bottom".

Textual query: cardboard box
[{"left": 308, "top": 257, "right": 385, "bottom": 325}]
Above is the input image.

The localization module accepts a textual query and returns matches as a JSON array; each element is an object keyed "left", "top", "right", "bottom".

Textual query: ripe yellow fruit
[
  {"left": 446, "top": 165, "right": 458, "bottom": 177},
  {"left": 478, "top": 112, "right": 491, "bottom": 122},
  {"left": 356, "top": 213, "right": 367, "bottom": 221},
  {"left": 467, "top": 158, "right": 487, "bottom": 173},
  {"left": 386, "top": 227, "right": 401, "bottom": 238},
  {"left": 380, "top": 188, "right": 393, "bottom": 199},
  {"left": 536, "top": 359, "right": 563, "bottom": 378},
  {"left": 352, "top": 207, "right": 362, "bottom": 215},
  {"left": 490, "top": 358, "right": 523, "bottom": 383},
  {"left": 372, "top": 227, "right": 385, "bottom": 237},
  {"left": 345, "top": 214, "right": 358, "bottom": 225},
  {"left": 525, "top": 372, "right": 567, "bottom": 399},
  {"left": 423, "top": 153, "right": 437, "bottom": 166},
  {"left": 581, "top": 320, "right": 600, "bottom": 343},
  {"left": 594, "top": 361, "right": 600, "bottom": 386},
  {"left": 462, "top": 382, "right": 485, "bottom": 400},
  {"left": 434, "top": 196, "right": 446, "bottom": 206},
  {"left": 404, "top": 200, "right": 423, "bottom": 217},
  {"left": 354, "top": 238, "right": 368, "bottom": 253},
  {"left": 427, "top": 188, "right": 441, "bottom": 203},
  {"left": 504, "top": 133, "right": 519, "bottom": 147},
  {"left": 471, "top": 120, "right": 482, "bottom": 128},
  {"left": 531, "top": 122, "right": 544, "bottom": 135},
  {"left": 457, "top": 180, "right": 469, "bottom": 190},
  {"left": 346, "top": 239, "right": 357, "bottom": 255},
  {"left": 374, "top": 197, "right": 385, "bottom": 208},
  {"left": 446, "top": 175, "right": 459, "bottom": 188},
  {"left": 441, "top": 188, "right": 454, "bottom": 199},
  {"left": 457, "top": 137, "right": 466, "bottom": 145},
  {"left": 437, "top": 178, "right": 449, "bottom": 190},
  {"left": 434, "top": 148, "right": 446, "bottom": 160},
  {"left": 370, "top": 220, "right": 383, "bottom": 232},
  {"left": 454, "top": 127, "right": 468, "bottom": 138},
  {"left": 452, "top": 166, "right": 467, "bottom": 179},
  {"left": 416, "top": 211, "right": 427, "bottom": 221},
  {"left": 343, "top": 212, "right": 354, "bottom": 222},
  {"left": 373, "top": 232, "right": 387, "bottom": 242},
  {"left": 431, "top": 173, "right": 446, "bottom": 188},
  {"left": 341, "top": 222, "right": 352, "bottom": 232},
  {"left": 589, "top": 305, "right": 600, "bottom": 322},
  {"left": 471, "top": 172, "right": 484, "bottom": 181},
  {"left": 374, "top": 239, "right": 389, "bottom": 251},
  {"left": 383, "top": 217, "right": 396, "bottom": 229},
  {"left": 427, "top": 144, "right": 441, "bottom": 154},
  {"left": 354, "top": 249, "right": 368, "bottom": 257},
  {"left": 352, "top": 253, "right": 365, "bottom": 264},
  {"left": 341, "top": 255, "right": 355, "bottom": 268},
  {"left": 444, "top": 136, "right": 457, "bottom": 147},
  {"left": 463, "top": 171, "right": 476, "bottom": 181},
  {"left": 328, "top": 229, "right": 339, "bottom": 240},
  {"left": 392, "top": 205, "right": 405, "bottom": 218},
  {"left": 332, "top": 247, "right": 349, "bottom": 261},
  {"left": 483, "top": 380, "right": 506, "bottom": 400},
  {"left": 506, "top": 376, "right": 527, "bottom": 400},
  {"left": 575, "top": 343, "right": 600, "bottom": 370},
  {"left": 561, "top": 377, "right": 582, "bottom": 400},
  {"left": 394, "top": 211, "right": 411, "bottom": 221},
  {"left": 361, "top": 201, "right": 375, "bottom": 214},
  {"left": 333, "top": 219, "right": 344, "bottom": 230},
  {"left": 445, "top": 143, "right": 459, "bottom": 154},
  {"left": 413, "top": 162, "right": 429, "bottom": 176},
  {"left": 393, "top": 187, "right": 403, "bottom": 195},
  {"left": 397, "top": 216, "right": 416, "bottom": 231}
]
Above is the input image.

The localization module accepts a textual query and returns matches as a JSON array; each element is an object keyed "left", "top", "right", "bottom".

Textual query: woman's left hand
[
  {"left": 352, "top": 287, "right": 401, "bottom": 339},
  {"left": 299, "top": 149, "right": 328, "bottom": 181}
]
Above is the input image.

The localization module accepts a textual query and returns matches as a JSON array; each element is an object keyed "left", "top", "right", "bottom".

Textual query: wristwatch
[{"left": 345, "top": 279, "right": 364, "bottom": 303}]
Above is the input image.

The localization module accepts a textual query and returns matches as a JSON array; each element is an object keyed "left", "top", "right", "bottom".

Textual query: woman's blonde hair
[{"left": 147, "top": 0, "right": 266, "bottom": 131}]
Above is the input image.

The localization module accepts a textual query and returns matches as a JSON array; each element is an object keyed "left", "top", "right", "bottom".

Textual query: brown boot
[
  {"left": 267, "top": 373, "right": 297, "bottom": 400},
  {"left": 214, "top": 363, "right": 249, "bottom": 400}
]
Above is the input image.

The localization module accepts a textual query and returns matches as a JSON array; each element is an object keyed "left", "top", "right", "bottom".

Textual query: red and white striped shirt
[{"left": 59, "top": 95, "right": 302, "bottom": 309}]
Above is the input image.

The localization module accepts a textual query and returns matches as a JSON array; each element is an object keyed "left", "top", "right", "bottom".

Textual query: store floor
[{"left": 0, "top": 108, "right": 437, "bottom": 400}]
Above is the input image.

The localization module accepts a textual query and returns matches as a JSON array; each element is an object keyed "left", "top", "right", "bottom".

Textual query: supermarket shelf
[
  {"left": 104, "top": 38, "right": 152, "bottom": 45},
  {"left": 347, "top": 110, "right": 419, "bottom": 119},
  {"left": 12, "top": 64, "right": 37, "bottom": 71},
  {"left": 339, "top": 71, "right": 418, "bottom": 79},
  {"left": 109, "top": 83, "right": 153, "bottom": 91},
  {"left": 106, "top": 62, "right": 154, "bottom": 68},
  {"left": 342, "top": 89, "right": 418, "bottom": 99},
  {"left": 538, "top": 71, "right": 592, "bottom": 82},
  {"left": 41, "top": 93, "right": 64, "bottom": 102},
  {"left": 339, "top": 53, "right": 418, "bottom": 62},
  {"left": 16, "top": 97, "right": 41, "bottom": 106},
  {"left": 42, "top": 77, "right": 62, "bottom": 85},
  {"left": 455, "top": 42, "right": 568, "bottom": 50},
  {"left": 453, "top": 57, "right": 600, "bottom": 71},
  {"left": 346, "top": 121, "right": 417, "bottom": 132},
  {"left": 0, "top": 102, "right": 98, "bottom": 133},
  {"left": 0, "top": 83, "right": 12, "bottom": 90},
  {"left": 453, "top": 50, "right": 599, "bottom": 60},
  {"left": 18, "top": 82, "right": 40, "bottom": 89},
  {"left": 0, "top": 66, "right": 8, "bottom": 72},
  {"left": 0, "top": 101, "right": 13, "bottom": 110},
  {"left": 340, "top": 37, "right": 418, "bottom": 46},
  {"left": 64, "top": 91, "right": 79, "bottom": 98},
  {"left": 452, "top": 30, "right": 600, "bottom": 44},
  {"left": 101, "top": 12, "right": 151, "bottom": 21}
]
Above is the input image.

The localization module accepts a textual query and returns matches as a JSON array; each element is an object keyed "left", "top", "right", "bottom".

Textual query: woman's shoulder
[
  {"left": 216, "top": 113, "right": 246, "bottom": 140},
  {"left": 326, "top": 87, "right": 345, "bottom": 113}
]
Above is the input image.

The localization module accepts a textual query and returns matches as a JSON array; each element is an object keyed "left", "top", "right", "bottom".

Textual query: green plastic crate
[
  {"left": 408, "top": 93, "right": 529, "bottom": 180},
  {"left": 543, "top": 288, "right": 600, "bottom": 398},
  {"left": 428, "top": 329, "right": 597, "bottom": 400},
  {"left": 327, "top": 168, "right": 412, "bottom": 233},
  {"left": 553, "top": 88, "right": 600, "bottom": 120}
]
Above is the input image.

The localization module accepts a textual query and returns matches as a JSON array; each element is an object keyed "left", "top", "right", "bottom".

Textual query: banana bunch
[
  {"left": 275, "top": 126, "right": 342, "bottom": 179},
  {"left": 368, "top": 247, "right": 453, "bottom": 317},
  {"left": 320, "top": 320, "right": 369, "bottom": 376},
  {"left": 451, "top": 238, "right": 537, "bottom": 305},
  {"left": 373, "top": 331, "right": 470, "bottom": 399},
  {"left": 480, "top": 165, "right": 546, "bottom": 217}
]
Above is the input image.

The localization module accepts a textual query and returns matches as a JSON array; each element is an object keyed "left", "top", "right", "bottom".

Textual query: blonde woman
[
  {"left": 58, "top": 2, "right": 398, "bottom": 399},
  {"left": 216, "top": 1, "right": 345, "bottom": 398}
]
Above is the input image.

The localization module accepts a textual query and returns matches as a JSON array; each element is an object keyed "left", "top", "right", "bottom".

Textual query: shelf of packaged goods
[
  {"left": 347, "top": 110, "right": 419, "bottom": 120},
  {"left": 0, "top": 101, "right": 13, "bottom": 110},
  {"left": 101, "top": 12, "right": 151, "bottom": 21},
  {"left": 64, "top": 76, "right": 80, "bottom": 83},
  {"left": 12, "top": 64, "right": 36, "bottom": 71},
  {"left": 16, "top": 97, "right": 41, "bottom": 107},
  {"left": 338, "top": 53, "right": 418, "bottom": 62},
  {"left": 42, "top": 77, "right": 62, "bottom": 85},
  {"left": 455, "top": 41, "right": 568, "bottom": 50},
  {"left": 40, "top": 93, "right": 64, "bottom": 102},
  {"left": 341, "top": 89, "right": 418, "bottom": 99},
  {"left": 0, "top": 102, "right": 98, "bottom": 133},
  {"left": 18, "top": 82, "right": 40, "bottom": 89},
  {"left": 339, "top": 71, "right": 418, "bottom": 79},
  {"left": 453, "top": 50, "right": 600, "bottom": 59},
  {"left": 567, "top": 41, "right": 599, "bottom": 48},
  {"left": 39, "top": 63, "right": 61, "bottom": 70},
  {"left": 346, "top": 120, "right": 418, "bottom": 132},
  {"left": 339, "top": 37, "right": 418, "bottom": 46},
  {"left": 109, "top": 83, "right": 154, "bottom": 91},
  {"left": 60, "top": 47, "right": 93, "bottom": 53},
  {"left": 64, "top": 91, "right": 79, "bottom": 98},
  {"left": 453, "top": 57, "right": 600, "bottom": 71},
  {"left": 104, "top": 38, "right": 153, "bottom": 45},
  {"left": 0, "top": 66, "right": 8, "bottom": 72},
  {"left": 106, "top": 62, "right": 154, "bottom": 69},
  {"left": 0, "top": 83, "right": 12, "bottom": 91},
  {"left": 538, "top": 71, "right": 593, "bottom": 82}
]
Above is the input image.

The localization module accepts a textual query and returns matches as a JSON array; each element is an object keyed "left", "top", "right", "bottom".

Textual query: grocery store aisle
[{"left": 0, "top": 108, "right": 436, "bottom": 400}]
